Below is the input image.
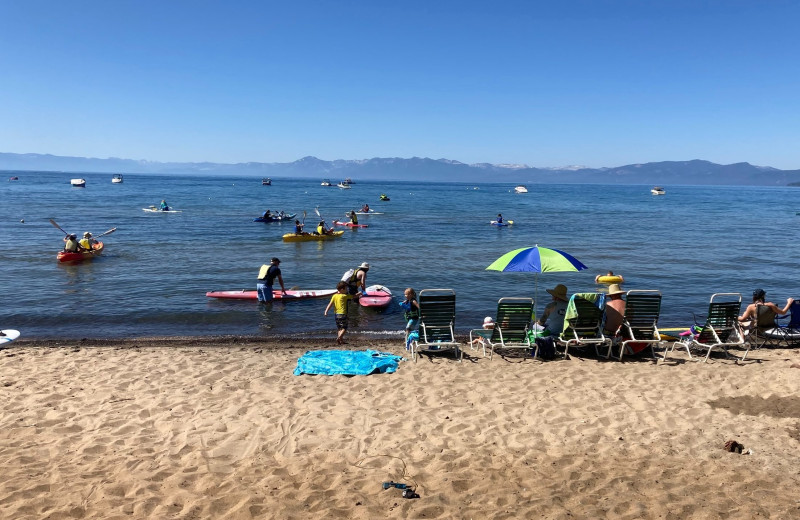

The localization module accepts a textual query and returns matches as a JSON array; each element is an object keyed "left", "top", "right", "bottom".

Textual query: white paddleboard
[
  {"left": 143, "top": 207, "right": 182, "bottom": 213},
  {"left": 353, "top": 211, "right": 384, "bottom": 215},
  {"left": 1, "top": 329, "right": 20, "bottom": 345}
]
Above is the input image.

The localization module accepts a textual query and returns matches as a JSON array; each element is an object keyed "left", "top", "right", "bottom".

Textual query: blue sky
[{"left": 1, "top": 0, "right": 799, "bottom": 169}]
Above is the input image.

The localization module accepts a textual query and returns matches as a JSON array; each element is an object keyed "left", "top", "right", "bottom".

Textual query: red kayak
[
  {"left": 57, "top": 242, "right": 104, "bottom": 263},
  {"left": 206, "top": 289, "right": 337, "bottom": 300},
  {"left": 359, "top": 285, "right": 393, "bottom": 308},
  {"left": 333, "top": 220, "right": 368, "bottom": 228}
]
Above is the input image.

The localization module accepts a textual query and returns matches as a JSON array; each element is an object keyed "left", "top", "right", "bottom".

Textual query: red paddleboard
[
  {"left": 206, "top": 289, "right": 336, "bottom": 300},
  {"left": 359, "top": 285, "right": 392, "bottom": 308},
  {"left": 333, "top": 220, "right": 368, "bottom": 228}
]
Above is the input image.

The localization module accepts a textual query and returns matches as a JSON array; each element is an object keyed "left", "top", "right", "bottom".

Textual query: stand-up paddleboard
[
  {"left": 359, "top": 285, "right": 392, "bottom": 308},
  {"left": 353, "top": 211, "right": 384, "bottom": 215},
  {"left": 333, "top": 220, "right": 369, "bottom": 228},
  {"left": 0, "top": 329, "right": 20, "bottom": 345},
  {"left": 206, "top": 289, "right": 337, "bottom": 300},
  {"left": 490, "top": 220, "right": 514, "bottom": 226},
  {"left": 143, "top": 206, "right": 182, "bottom": 213}
]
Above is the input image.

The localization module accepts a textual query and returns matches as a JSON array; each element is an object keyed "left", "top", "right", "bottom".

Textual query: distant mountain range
[{"left": 2, "top": 152, "right": 800, "bottom": 186}]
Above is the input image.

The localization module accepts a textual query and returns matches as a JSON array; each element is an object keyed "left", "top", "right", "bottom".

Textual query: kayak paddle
[
  {"left": 49, "top": 218, "right": 69, "bottom": 236},
  {"left": 93, "top": 227, "right": 117, "bottom": 239}
]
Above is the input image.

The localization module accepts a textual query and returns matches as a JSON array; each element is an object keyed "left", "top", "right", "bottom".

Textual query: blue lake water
[{"left": 2, "top": 171, "right": 798, "bottom": 339}]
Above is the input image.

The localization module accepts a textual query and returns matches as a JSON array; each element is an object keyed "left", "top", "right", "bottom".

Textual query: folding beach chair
[
  {"left": 772, "top": 300, "right": 800, "bottom": 347},
  {"left": 670, "top": 293, "right": 746, "bottom": 363},
  {"left": 470, "top": 297, "right": 535, "bottom": 360},
  {"left": 557, "top": 293, "right": 609, "bottom": 359},
  {"left": 411, "top": 289, "right": 461, "bottom": 362},
  {"left": 605, "top": 290, "right": 663, "bottom": 361},
  {"left": 745, "top": 304, "right": 787, "bottom": 349}
]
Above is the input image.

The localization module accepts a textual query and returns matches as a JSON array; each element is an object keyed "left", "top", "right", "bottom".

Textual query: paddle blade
[
  {"left": 49, "top": 219, "right": 68, "bottom": 235},
  {"left": 314, "top": 207, "right": 321, "bottom": 217},
  {"left": 95, "top": 227, "right": 117, "bottom": 238}
]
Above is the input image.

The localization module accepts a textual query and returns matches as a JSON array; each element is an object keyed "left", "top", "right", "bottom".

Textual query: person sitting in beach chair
[
  {"left": 669, "top": 293, "right": 746, "bottom": 363},
  {"left": 410, "top": 289, "right": 461, "bottom": 362},
  {"left": 472, "top": 297, "right": 535, "bottom": 360},
  {"left": 604, "top": 289, "right": 663, "bottom": 361},
  {"left": 738, "top": 289, "right": 794, "bottom": 349},
  {"left": 557, "top": 292, "right": 609, "bottom": 359}
]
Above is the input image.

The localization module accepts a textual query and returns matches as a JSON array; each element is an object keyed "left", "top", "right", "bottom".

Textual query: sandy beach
[{"left": 2, "top": 336, "right": 800, "bottom": 519}]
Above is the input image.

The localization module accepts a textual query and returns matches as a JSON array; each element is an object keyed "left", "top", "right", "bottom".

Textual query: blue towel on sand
[{"left": 293, "top": 349, "right": 403, "bottom": 376}]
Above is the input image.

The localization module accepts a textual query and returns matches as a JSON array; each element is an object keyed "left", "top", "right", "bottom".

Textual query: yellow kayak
[{"left": 282, "top": 231, "right": 344, "bottom": 242}]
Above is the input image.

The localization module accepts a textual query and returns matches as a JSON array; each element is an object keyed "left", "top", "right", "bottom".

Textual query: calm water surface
[{"left": 2, "top": 171, "right": 798, "bottom": 339}]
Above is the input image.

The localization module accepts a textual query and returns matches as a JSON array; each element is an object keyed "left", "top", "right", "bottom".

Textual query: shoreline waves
[{"left": 1, "top": 338, "right": 800, "bottom": 519}]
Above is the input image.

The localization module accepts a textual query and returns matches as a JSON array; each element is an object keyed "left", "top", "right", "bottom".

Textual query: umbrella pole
[{"left": 534, "top": 274, "right": 539, "bottom": 323}]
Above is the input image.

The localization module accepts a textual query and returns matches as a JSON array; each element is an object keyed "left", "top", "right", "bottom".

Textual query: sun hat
[
  {"left": 83, "top": 232, "right": 92, "bottom": 238},
  {"left": 546, "top": 284, "right": 568, "bottom": 301},
  {"left": 607, "top": 283, "right": 625, "bottom": 296},
  {"left": 483, "top": 316, "right": 494, "bottom": 325},
  {"left": 359, "top": 262, "right": 370, "bottom": 269},
  {"left": 271, "top": 257, "right": 281, "bottom": 263}
]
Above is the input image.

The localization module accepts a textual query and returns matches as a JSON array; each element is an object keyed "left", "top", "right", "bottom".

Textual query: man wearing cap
[
  {"left": 537, "top": 283, "right": 569, "bottom": 336},
  {"left": 63, "top": 233, "right": 79, "bottom": 253},
  {"left": 257, "top": 257, "right": 286, "bottom": 303},
  {"left": 603, "top": 284, "right": 627, "bottom": 336}
]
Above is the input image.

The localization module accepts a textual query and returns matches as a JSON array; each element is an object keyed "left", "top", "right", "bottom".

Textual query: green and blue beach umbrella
[{"left": 486, "top": 245, "right": 588, "bottom": 315}]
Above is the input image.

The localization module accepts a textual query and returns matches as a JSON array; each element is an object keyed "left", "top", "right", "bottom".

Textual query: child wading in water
[{"left": 325, "top": 281, "right": 355, "bottom": 344}]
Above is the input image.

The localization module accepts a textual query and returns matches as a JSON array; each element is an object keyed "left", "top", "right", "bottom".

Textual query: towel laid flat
[{"left": 293, "top": 349, "right": 403, "bottom": 376}]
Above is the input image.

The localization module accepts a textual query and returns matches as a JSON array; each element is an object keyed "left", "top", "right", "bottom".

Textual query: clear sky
[{"left": 1, "top": 0, "right": 799, "bottom": 169}]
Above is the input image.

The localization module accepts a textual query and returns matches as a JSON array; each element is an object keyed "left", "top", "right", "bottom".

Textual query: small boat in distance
[
  {"left": 71, "top": 178, "right": 86, "bottom": 187},
  {"left": 9, "top": 176, "right": 19, "bottom": 181},
  {"left": 514, "top": 185, "right": 528, "bottom": 193},
  {"left": 112, "top": 174, "right": 123, "bottom": 183},
  {"left": 651, "top": 186, "right": 666, "bottom": 195},
  {"left": 262, "top": 178, "right": 272, "bottom": 185},
  {"left": 343, "top": 177, "right": 355, "bottom": 185},
  {"left": 321, "top": 179, "right": 332, "bottom": 186},
  {"left": 337, "top": 182, "right": 352, "bottom": 189}
]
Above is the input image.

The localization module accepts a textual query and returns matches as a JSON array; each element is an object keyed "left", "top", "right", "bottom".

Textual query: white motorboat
[
  {"left": 112, "top": 174, "right": 123, "bottom": 183},
  {"left": 337, "top": 182, "right": 352, "bottom": 189},
  {"left": 651, "top": 186, "right": 666, "bottom": 195},
  {"left": 70, "top": 178, "right": 86, "bottom": 187},
  {"left": 321, "top": 179, "right": 332, "bottom": 186},
  {"left": 514, "top": 185, "right": 528, "bottom": 193}
]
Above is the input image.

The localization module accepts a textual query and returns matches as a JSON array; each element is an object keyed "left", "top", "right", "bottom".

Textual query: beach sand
[{"left": 2, "top": 336, "right": 800, "bottom": 519}]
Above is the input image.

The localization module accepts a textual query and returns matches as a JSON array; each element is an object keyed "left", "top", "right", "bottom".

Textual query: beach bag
[
  {"left": 340, "top": 268, "right": 355, "bottom": 283},
  {"left": 535, "top": 336, "right": 557, "bottom": 360}
]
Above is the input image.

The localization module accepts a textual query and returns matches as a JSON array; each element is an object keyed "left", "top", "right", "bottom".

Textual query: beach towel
[
  {"left": 293, "top": 349, "right": 403, "bottom": 376},
  {"left": 564, "top": 293, "right": 605, "bottom": 322}
]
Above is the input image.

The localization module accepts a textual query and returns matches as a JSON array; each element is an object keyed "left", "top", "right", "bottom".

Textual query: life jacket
[
  {"left": 258, "top": 264, "right": 280, "bottom": 284},
  {"left": 317, "top": 225, "right": 324, "bottom": 234},
  {"left": 350, "top": 214, "right": 358, "bottom": 224},
  {"left": 341, "top": 267, "right": 365, "bottom": 287},
  {"left": 64, "top": 238, "right": 78, "bottom": 252},
  {"left": 79, "top": 238, "right": 93, "bottom": 250},
  {"left": 402, "top": 300, "right": 419, "bottom": 321}
]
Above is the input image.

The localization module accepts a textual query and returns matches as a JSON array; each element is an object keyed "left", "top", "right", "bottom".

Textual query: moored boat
[
  {"left": 651, "top": 186, "right": 666, "bottom": 195},
  {"left": 337, "top": 182, "right": 351, "bottom": 189},
  {"left": 8, "top": 176, "right": 19, "bottom": 181},
  {"left": 112, "top": 174, "right": 123, "bottom": 183},
  {"left": 57, "top": 242, "right": 104, "bottom": 262},
  {"left": 262, "top": 178, "right": 272, "bottom": 185},
  {"left": 71, "top": 178, "right": 86, "bottom": 187},
  {"left": 282, "top": 231, "right": 344, "bottom": 242},
  {"left": 321, "top": 179, "right": 332, "bottom": 186},
  {"left": 514, "top": 185, "right": 528, "bottom": 193}
]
